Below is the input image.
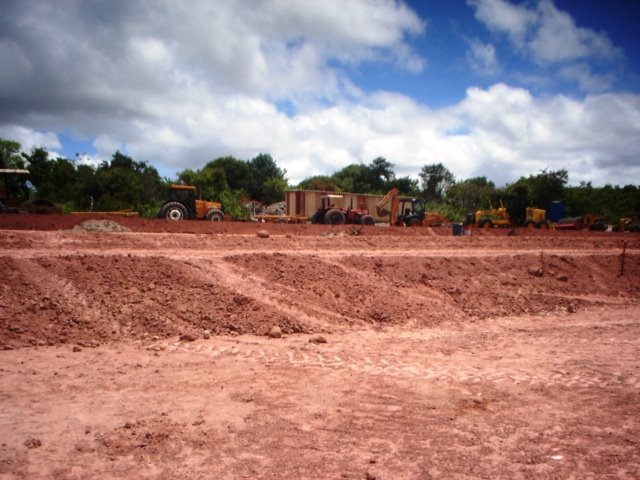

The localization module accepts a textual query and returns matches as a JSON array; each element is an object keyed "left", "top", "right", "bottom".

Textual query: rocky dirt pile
[{"left": 71, "top": 219, "right": 131, "bottom": 233}]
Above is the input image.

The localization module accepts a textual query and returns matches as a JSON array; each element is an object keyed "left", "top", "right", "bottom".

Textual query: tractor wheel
[
  {"left": 309, "top": 211, "right": 320, "bottom": 224},
  {"left": 629, "top": 224, "right": 640, "bottom": 233},
  {"left": 525, "top": 220, "right": 535, "bottom": 230},
  {"left": 160, "top": 201, "right": 188, "bottom": 221},
  {"left": 481, "top": 220, "right": 492, "bottom": 230},
  {"left": 360, "top": 215, "right": 375, "bottom": 226},
  {"left": 205, "top": 209, "right": 224, "bottom": 222},
  {"left": 408, "top": 218, "right": 422, "bottom": 227},
  {"left": 324, "top": 209, "right": 346, "bottom": 225}
]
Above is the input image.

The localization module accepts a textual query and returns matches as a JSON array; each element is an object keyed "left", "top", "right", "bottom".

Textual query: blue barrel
[
  {"left": 452, "top": 223, "right": 463, "bottom": 236},
  {"left": 548, "top": 201, "right": 564, "bottom": 223}
]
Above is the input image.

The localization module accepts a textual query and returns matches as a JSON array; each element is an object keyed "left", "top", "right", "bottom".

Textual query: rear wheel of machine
[
  {"left": 205, "top": 209, "right": 224, "bottom": 222},
  {"left": 360, "top": 215, "right": 375, "bottom": 226},
  {"left": 538, "top": 221, "right": 549, "bottom": 230},
  {"left": 161, "top": 201, "right": 187, "bottom": 221},
  {"left": 525, "top": 220, "right": 535, "bottom": 230},
  {"left": 482, "top": 220, "right": 492, "bottom": 230},
  {"left": 324, "top": 209, "right": 346, "bottom": 225},
  {"left": 408, "top": 218, "right": 421, "bottom": 227}
]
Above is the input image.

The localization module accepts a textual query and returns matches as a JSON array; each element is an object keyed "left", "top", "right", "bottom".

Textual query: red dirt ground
[{"left": 1, "top": 214, "right": 639, "bottom": 479}]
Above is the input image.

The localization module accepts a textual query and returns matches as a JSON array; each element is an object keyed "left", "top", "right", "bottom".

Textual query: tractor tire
[
  {"left": 629, "top": 224, "right": 640, "bottom": 233},
  {"left": 525, "top": 220, "right": 535, "bottom": 229},
  {"left": 324, "top": 209, "right": 346, "bottom": 225},
  {"left": 205, "top": 209, "right": 224, "bottom": 222},
  {"left": 309, "top": 211, "right": 320, "bottom": 224},
  {"left": 160, "top": 201, "right": 188, "bottom": 221},
  {"left": 408, "top": 218, "right": 422, "bottom": 227},
  {"left": 481, "top": 220, "right": 493, "bottom": 230},
  {"left": 360, "top": 215, "right": 375, "bottom": 226}
]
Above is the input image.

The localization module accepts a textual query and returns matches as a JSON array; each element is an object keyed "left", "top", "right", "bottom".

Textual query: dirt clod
[
  {"left": 24, "top": 438, "right": 42, "bottom": 449},
  {"left": 268, "top": 326, "right": 282, "bottom": 339}
]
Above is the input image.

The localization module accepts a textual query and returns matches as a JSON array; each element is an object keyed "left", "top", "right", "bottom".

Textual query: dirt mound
[
  {"left": 72, "top": 219, "right": 131, "bottom": 233},
  {"left": 0, "top": 229, "right": 638, "bottom": 349}
]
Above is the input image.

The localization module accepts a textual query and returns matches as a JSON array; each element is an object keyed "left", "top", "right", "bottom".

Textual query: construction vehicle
[
  {"left": 158, "top": 184, "right": 225, "bottom": 221},
  {"left": 471, "top": 200, "right": 549, "bottom": 230},
  {"left": 375, "top": 188, "right": 450, "bottom": 227},
  {"left": 472, "top": 201, "right": 511, "bottom": 230},
  {"left": 522, "top": 207, "right": 550, "bottom": 229},
  {"left": 616, "top": 217, "right": 640, "bottom": 232},
  {"left": 0, "top": 168, "right": 61, "bottom": 214},
  {"left": 554, "top": 213, "right": 607, "bottom": 231},
  {"left": 309, "top": 194, "right": 375, "bottom": 225}
]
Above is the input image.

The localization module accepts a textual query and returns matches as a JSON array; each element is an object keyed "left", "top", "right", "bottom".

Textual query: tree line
[{"left": 1, "top": 137, "right": 638, "bottom": 221}]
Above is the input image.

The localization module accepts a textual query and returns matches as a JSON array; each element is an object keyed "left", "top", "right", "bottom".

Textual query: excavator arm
[{"left": 376, "top": 188, "right": 400, "bottom": 226}]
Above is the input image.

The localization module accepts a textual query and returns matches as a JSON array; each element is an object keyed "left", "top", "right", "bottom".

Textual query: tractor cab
[{"left": 397, "top": 198, "right": 426, "bottom": 226}]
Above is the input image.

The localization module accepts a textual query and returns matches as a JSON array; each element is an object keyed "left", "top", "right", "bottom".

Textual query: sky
[{"left": 1, "top": 0, "right": 639, "bottom": 187}]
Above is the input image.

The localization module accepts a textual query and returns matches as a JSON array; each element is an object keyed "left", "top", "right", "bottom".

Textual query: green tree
[
  {"left": 389, "top": 176, "right": 420, "bottom": 196},
  {"left": 248, "top": 153, "right": 286, "bottom": 202},
  {"left": 446, "top": 176, "right": 495, "bottom": 212},
  {"left": 331, "top": 163, "right": 370, "bottom": 192},
  {"left": 295, "top": 175, "right": 338, "bottom": 191},
  {"left": 0, "top": 139, "right": 24, "bottom": 169},
  {"left": 367, "top": 157, "right": 395, "bottom": 193},
  {"left": 419, "top": 163, "right": 455, "bottom": 203}
]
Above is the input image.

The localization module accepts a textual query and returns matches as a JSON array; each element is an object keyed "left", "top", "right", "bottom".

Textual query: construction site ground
[{"left": 1, "top": 214, "right": 639, "bottom": 479}]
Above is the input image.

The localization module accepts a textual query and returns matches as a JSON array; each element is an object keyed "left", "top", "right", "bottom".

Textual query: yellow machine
[
  {"left": 158, "top": 184, "right": 224, "bottom": 221},
  {"left": 473, "top": 201, "right": 510, "bottom": 230},
  {"left": 473, "top": 201, "right": 549, "bottom": 230},
  {"left": 376, "top": 188, "right": 450, "bottom": 227},
  {"left": 618, "top": 217, "right": 640, "bottom": 232},
  {"left": 523, "top": 207, "right": 550, "bottom": 229}
]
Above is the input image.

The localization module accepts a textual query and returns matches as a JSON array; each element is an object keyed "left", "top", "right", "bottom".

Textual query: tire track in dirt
[
  {"left": 167, "top": 334, "right": 640, "bottom": 391},
  {"left": 187, "top": 259, "right": 341, "bottom": 331},
  {"left": 3, "top": 247, "right": 638, "bottom": 260}
]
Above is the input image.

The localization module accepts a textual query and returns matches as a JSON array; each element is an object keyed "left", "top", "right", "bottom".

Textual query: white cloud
[
  {"left": 467, "top": 40, "right": 499, "bottom": 75},
  {"left": 0, "top": 125, "right": 61, "bottom": 152},
  {"left": 469, "top": 0, "right": 619, "bottom": 65},
  {"left": 0, "top": 1, "right": 638, "bottom": 189}
]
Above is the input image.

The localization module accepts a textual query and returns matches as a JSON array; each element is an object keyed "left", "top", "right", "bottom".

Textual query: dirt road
[{"left": 0, "top": 217, "right": 639, "bottom": 478}]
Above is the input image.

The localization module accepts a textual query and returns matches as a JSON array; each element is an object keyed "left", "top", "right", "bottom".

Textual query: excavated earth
[{"left": 0, "top": 214, "right": 639, "bottom": 479}]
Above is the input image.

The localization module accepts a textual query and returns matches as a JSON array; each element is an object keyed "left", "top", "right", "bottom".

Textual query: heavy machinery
[
  {"left": 554, "top": 213, "right": 607, "bottom": 231},
  {"left": 309, "top": 194, "right": 375, "bottom": 225},
  {"left": 472, "top": 202, "right": 511, "bottom": 230},
  {"left": 471, "top": 201, "right": 549, "bottom": 230},
  {"left": 158, "top": 184, "right": 225, "bottom": 221},
  {"left": 523, "top": 207, "right": 550, "bottom": 229},
  {"left": 616, "top": 217, "right": 640, "bottom": 232},
  {"left": 375, "top": 188, "right": 450, "bottom": 227},
  {"left": 0, "top": 168, "right": 61, "bottom": 214}
]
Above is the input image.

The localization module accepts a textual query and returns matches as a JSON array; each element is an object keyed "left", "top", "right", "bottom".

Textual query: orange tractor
[{"left": 158, "top": 184, "right": 225, "bottom": 221}]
